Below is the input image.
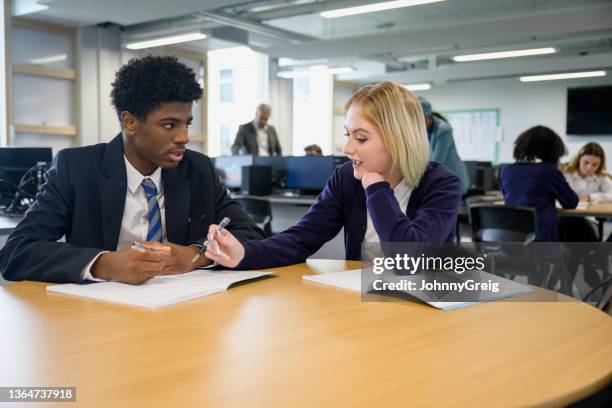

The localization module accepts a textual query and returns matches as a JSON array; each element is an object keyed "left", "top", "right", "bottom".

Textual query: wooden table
[
  {"left": 558, "top": 203, "right": 612, "bottom": 240},
  {"left": 1, "top": 260, "right": 611, "bottom": 407}
]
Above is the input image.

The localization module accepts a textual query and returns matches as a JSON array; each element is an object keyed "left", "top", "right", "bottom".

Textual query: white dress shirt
[
  {"left": 564, "top": 171, "right": 612, "bottom": 203},
  {"left": 255, "top": 121, "right": 269, "bottom": 157},
  {"left": 81, "top": 156, "right": 166, "bottom": 281},
  {"left": 361, "top": 179, "right": 412, "bottom": 261}
]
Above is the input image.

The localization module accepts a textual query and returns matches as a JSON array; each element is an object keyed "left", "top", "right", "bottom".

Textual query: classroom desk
[
  {"left": 558, "top": 203, "right": 612, "bottom": 240},
  {"left": 1, "top": 260, "right": 611, "bottom": 407}
]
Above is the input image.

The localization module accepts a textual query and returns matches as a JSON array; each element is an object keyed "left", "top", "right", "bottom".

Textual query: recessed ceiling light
[
  {"left": 321, "top": 0, "right": 446, "bottom": 19},
  {"left": 519, "top": 71, "right": 606, "bottom": 82},
  {"left": 453, "top": 48, "right": 556, "bottom": 62},
  {"left": 125, "top": 33, "right": 207, "bottom": 50},
  {"left": 403, "top": 83, "right": 431, "bottom": 91}
]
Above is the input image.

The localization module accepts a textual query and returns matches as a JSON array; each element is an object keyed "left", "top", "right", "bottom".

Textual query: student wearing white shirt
[
  {"left": 0, "top": 56, "right": 264, "bottom": 284},
  {"left": 559, "top": 142, "right": 611, "bottom": 242},
  {"left": 563, "top": 142, "right": 612, "bottom": 203}
]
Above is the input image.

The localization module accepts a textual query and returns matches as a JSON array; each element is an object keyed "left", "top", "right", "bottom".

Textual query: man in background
[{"left": 231, "top": 104, "right": 282, "bottom": 156}]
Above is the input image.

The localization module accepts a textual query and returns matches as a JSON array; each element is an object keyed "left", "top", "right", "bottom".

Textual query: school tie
[{"left": 142, "top": 178, "right": 163, "bottom": 243}]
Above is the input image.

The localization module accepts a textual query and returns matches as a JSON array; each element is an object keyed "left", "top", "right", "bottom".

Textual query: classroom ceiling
[{"left": 20, "top": 0, "right": 612, "bottom": 84}]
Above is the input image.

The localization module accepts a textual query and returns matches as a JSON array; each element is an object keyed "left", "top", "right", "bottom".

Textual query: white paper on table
[
  {"left": 47, "top": 270, "right": 274, "bottom": 309},
  {"left": 302, "top": 269, "right": 533, "bottom": 311}
]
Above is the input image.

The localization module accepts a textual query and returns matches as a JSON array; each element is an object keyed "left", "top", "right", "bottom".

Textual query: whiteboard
[{"left": 441, "top": 109, "right": 500, "bottom": 163}]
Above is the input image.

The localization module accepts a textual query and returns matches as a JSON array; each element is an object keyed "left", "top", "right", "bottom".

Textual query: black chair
[
  {"left": 469, "top": 203, "right": 567, "bottom": 292},
  {"left": 469, "top": 203, "right": 537, "bottom": 243},
  {"left": 583, "top": 277, "right": 612, "bottom": 315},
  {"left": 234, "top": 198, "right": 273, "bottom": 237}
]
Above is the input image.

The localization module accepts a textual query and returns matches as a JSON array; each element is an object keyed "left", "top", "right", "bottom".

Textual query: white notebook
[
  {"left": 47, "top": 270, "right": 274, "bottom": 309},
  {"left": 303, "top": 269, "right": 532, "bottom": 311}
]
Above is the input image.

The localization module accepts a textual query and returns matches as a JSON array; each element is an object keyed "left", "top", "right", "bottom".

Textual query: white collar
[
  {"left": 124, "top": 155, "right": 162, "bottom": 195},
  {"left": 392, "top": 178, "right": 411, "bottom": 196},
  {"left": 253, "top": 120, "right": 267, "bottom": 131}
]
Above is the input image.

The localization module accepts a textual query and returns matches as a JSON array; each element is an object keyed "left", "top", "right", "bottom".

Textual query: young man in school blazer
[{"left": 0, "top": 56, "right": 265, "bottom": 284}]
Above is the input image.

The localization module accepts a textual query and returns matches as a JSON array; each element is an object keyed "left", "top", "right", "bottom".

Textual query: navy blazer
[
  {"left": 500, "top": 162, "right": 578, "bottom": 241},
  {"left": 238, "top": 161, "right": 462, "bottom": 269},
  {"left": 0, "top": 134, "right": 265, "bottom": 283}
]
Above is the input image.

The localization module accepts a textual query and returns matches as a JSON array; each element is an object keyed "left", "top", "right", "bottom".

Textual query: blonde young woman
[
  {"left": 563, "top": 142, "right": 612, "bottom": 203},
  {"left": 205, "top": 81, "right": 463, "bottom": 269}
]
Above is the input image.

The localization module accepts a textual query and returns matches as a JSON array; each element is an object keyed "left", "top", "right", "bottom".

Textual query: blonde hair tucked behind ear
[{"left": 345, "top": 81, "right": 430, "bottom": 188}]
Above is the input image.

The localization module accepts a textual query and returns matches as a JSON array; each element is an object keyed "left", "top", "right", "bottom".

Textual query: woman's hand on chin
[{"left": 361, "top": 172, "right": 386, "bottom": 189}]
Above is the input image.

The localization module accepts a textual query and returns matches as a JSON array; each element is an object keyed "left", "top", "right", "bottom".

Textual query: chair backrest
[
  {"left": 583, "top": 277, "right": 612, "bottom": 315},
  {"left": 234, "top": 198, "right": 273, "bottom": 237},
  {"left": 469, "top": 203, "right": 538, "bottom": 243}
]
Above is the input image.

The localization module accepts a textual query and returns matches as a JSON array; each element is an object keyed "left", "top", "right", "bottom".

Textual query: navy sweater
[
  {"left": 238, "top": 161, "right": 462, "bottom": 269},
  {"left": 500, "top": 162, "right": 578, "bottom": 242}
]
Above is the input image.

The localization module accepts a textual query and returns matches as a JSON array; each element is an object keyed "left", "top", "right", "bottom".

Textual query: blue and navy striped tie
[{"left": 142, "top": 178, "right": 163, "bottom": 243}]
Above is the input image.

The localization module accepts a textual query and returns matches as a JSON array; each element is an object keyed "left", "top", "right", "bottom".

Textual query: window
[
  {"left": 220, "top": 125, "right": 232, "bottom": 155},
  {"left": 219, "top": 69, "right": 234, "bottom": 103}
]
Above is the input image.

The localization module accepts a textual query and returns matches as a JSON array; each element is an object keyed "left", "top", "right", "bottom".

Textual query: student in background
[
  {"left": 304, "top": 144, "right": 323, "bottom": 156},
  {"left": 419, "top": 98, "right": 470, "bottom": 193},
  {"left": 501, "top": 126, "right": 578, "bottom": 242},
  {"left": 0, "top": 56, "right": 264, "bottom": 284},
  {"left": 563, "top": 142, "right": 612, "bottom": 203},
  {"left": 204, "top": 81, "right": 463, "bottom": 269},
  {"left": 559, "top": 142, "right": 612, "bottom": 242}
]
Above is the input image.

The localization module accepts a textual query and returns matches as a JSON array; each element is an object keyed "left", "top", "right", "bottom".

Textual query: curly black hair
[
  {"left": 110, "top": 55, "right": 203, "bottom": 121},
  {"left": 513, "top": 125, "right": 566, "bottom": 164}
]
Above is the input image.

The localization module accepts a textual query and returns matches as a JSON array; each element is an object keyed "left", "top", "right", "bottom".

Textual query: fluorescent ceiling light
[
  {"left": 520, "top": 70, "right": 606, "bottom": 82},
  {"left": 29, "top": 54, "right": 67, "bottom": 65},
  {"left": 125, "top": 33, "right": 207, "bottom": 50},
  {"left": 13, "top": 0, "right": 48, "bottom": 16},
  {"left": 278, "top": 57, "right": 296, "bottom": 67},
  {"left": 277, "top": 66, "right": 354, "bottom": 78},
  {"left": 453, "top": 47, "right": 556, "bottom": 62},
  {"left": 403, "top": 83, "right": 431, "bottom": 91},
  {"left": 321, "top": 0, "right": 445, "bottom": 19}
]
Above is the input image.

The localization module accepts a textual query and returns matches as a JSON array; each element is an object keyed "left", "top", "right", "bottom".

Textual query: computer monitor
[
  {"left": 213, "top": 155, "right": 254, "bottom": 189},
  {"left": 286, "top": 156, "right": 335, "bottom": 192},
  {"left": 254, "top": 156, "right": 287, "bottom": 187},
  {"left": 0, "top": 147, "right": 53, "bottom": 188}
]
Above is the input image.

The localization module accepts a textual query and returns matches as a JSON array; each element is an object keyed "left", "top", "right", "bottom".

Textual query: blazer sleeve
[
  {"left": 430, "top": 126, "right": 453, "bottom": 163},
  {"left": 270, "top": 126, "right": 282, "bottom": 156},
  {"left": 208, "top": 158, "right": 266, "bottom": 243},
  {"left": 0, "top": 151, "right": 104, "bottom": 283},
  {"left": 231, "top": 125, "right": 246, "bottom": 155},
  {"left": 237, "top": 168, "right": 345, "bottom": 269},
  {"left": 549, "top": 166, "right": 579, "bottom": 209},
  {"left": 365, "top": 173, "right": 462, "bottom": 243}
]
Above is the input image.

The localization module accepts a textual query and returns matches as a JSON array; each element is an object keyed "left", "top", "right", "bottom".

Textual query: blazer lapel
[
  {"left": 98, "top": 134, "right": 127, "bottom": 250},
  {"left": 162, "top": 167, "right": 190, "bottom": 244}
]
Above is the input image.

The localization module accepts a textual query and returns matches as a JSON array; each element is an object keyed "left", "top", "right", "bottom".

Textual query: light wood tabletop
[
  {"left": 557, "top": 202, "right": 612, "bottom": 217},
  {"left": 1, "top": 259, "right": 611, "bottom": 407}
]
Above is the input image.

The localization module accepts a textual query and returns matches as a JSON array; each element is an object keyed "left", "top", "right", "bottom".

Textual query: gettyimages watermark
[{"left": 358, "top": 242, "right": 612, "bottom": 303}]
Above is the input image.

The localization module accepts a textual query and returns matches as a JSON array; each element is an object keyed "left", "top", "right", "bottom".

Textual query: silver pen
[{"left": 191, "top": 216, "right": 231, "bottom": 263}]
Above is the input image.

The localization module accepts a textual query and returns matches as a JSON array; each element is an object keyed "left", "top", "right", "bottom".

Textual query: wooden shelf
[
  {"left": 14, "top": 124, "right": 77, "bottom": 136},
  {"left": 12, "top": 64, "right": 75, "bottom": 80}
]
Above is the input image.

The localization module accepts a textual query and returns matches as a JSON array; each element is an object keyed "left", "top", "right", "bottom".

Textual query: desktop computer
[
  {"left": 0, "top": 147, "right": 53, "bottom": 212},
  {"left": 213, "top": 155, "right": 254, "bottom": 191},
  {"left": 286, "top": 156, "right": 349, "bottom": 194}
]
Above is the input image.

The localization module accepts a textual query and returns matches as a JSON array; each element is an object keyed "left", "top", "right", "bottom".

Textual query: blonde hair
[
  {"left": 563, "top": 142, "right": 608, "bottom": 176},
  {"left": 344, "top": 81, "right": 430, "bottom": 188}
]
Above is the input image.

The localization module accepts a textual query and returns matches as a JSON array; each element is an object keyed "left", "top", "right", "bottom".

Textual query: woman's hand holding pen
[{"left": 204, "top": 224, "right": 245, "bottom": 268}]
